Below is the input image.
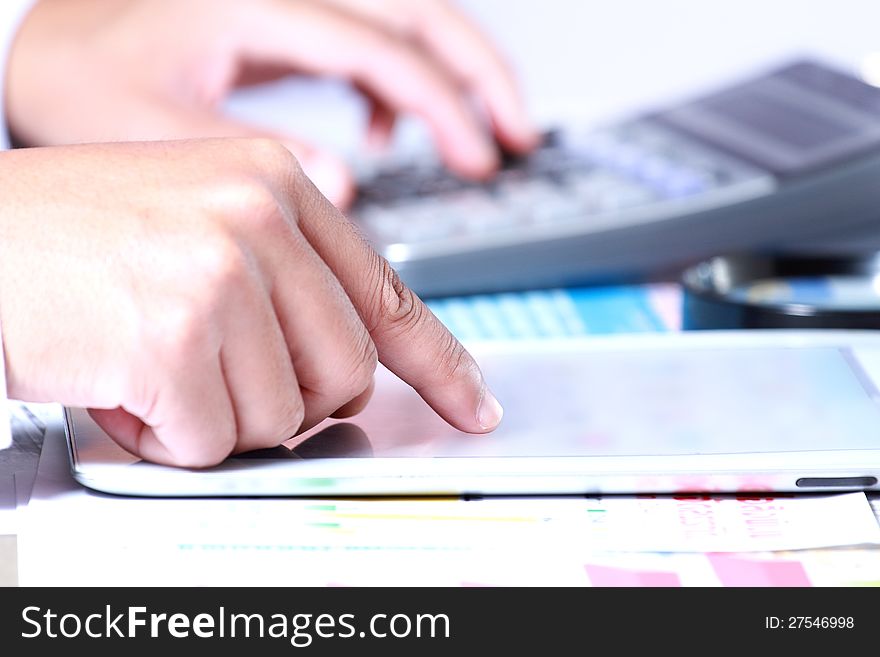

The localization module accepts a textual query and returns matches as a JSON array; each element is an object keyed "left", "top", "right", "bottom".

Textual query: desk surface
[{"left": 7, "top": 423, "right": 880, "bottom": 586}]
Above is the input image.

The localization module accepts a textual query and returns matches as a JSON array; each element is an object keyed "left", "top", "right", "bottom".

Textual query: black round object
[{"left": 681, "top": 253, "right": 880, "bottom": 330}]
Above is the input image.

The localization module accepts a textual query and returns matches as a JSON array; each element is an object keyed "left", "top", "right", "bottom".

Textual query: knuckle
[
  {"left": 239, "top": 395, "right": 306, "bottom": 449},
  {"left": 285, "top": 397, "right": 307, "bottom": 437},
  {"left": 143, "top": 236, "right": 247, "bottom": 360},
  {"left": 317, "top": 331, "right": 377, "bottom": 403},
  {"left": 371, "top": 257, "right": 424, "bottom": 335},
  {"left": 242, "top": 137, "right": 301, "bottom": 174},
  {"left": 146, "top": 298, "right": 212, "bottom": 363},
  {"left": 214, "top": 175, "right": 291, "bottom": 235},
  {"left": 190, "top": 235, "right": 251, "bottom": 307},
  {"left": 434, "top": 332, "right": 476, "bottom": 386},
  {"left": 169, "top": 440, "right": 233, "bottom": 469},
  {"left": 163, "top": 427, "right": 237, "bottom": 469},
  {"left": 339, "top": 333, "right": 378, "bottom": 398},
  {"left": 272, "top": 394, "right": 307, "bottom": 442},
  {"left": 242, "top": 138, "right": 306, "bottom": 196}
]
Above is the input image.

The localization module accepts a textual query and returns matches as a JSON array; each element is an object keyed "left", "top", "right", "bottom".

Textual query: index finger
[{"left": 290, "top": 172, "right": 503, "bottom": 434}]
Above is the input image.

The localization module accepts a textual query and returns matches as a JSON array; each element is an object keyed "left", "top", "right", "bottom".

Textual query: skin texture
[
  {"left": 0, "top": 138, "right": 503, "bottom": 467},
  {"left": 5, "top": 0, "right": 538, "bottom": 207}
]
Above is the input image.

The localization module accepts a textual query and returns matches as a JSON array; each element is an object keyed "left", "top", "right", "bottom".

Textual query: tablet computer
[{"left": 64, "top": 330, "right": 880, "bottom": 496}]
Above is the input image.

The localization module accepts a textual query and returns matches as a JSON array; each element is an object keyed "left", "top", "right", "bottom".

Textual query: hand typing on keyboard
[{"left": 6, "top": 0, "right": 539, "bottom": 208}]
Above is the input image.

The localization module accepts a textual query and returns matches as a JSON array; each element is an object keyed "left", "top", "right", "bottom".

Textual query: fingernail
[{"left": 477, "top": 385, "right": 504, "bottom": 430}]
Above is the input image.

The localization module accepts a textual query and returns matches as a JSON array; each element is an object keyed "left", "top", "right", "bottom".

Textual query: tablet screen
[{"left": 294, "top": 345, "right": 880, "bottom": 458}]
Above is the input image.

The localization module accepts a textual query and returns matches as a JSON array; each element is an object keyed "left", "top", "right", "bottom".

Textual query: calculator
[{"left": 351, "top": 59, "right": 880, "bottom": 298}]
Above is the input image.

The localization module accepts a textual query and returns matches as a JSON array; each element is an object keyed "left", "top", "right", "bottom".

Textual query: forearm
[{"left": 0, "top": 0, "right": 36, "bottom": 150}]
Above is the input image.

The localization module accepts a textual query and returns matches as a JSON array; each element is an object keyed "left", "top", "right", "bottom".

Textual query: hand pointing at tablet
[{"left": 0, "top": 139, "right": 503, "bottom": 467}]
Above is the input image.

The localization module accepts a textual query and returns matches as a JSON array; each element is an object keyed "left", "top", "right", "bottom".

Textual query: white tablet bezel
[{"left": 65, "top": 330, "right": 880, "bottom": 496}]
